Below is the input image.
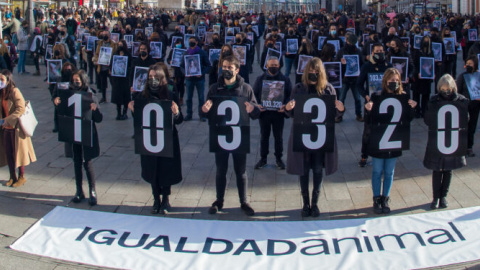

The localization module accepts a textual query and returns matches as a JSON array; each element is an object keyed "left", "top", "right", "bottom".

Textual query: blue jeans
[
  {"left": 18, "top": 50, "right": 26, "bottom": 73},
  {"left": 371, "top": 157, "right": 397, "bottom": 197},
  {"left": 284, "top": 57, "right": 294, "bottom": 77},
  {"left": 185, "top": 78, "right": 205, "bottom": 117},
  {"left": 339, "top": 80, "right": 362, "bottom": 116}
]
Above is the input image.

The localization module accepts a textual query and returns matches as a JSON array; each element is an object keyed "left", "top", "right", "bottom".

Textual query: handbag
[{"left": 19, "top": 100, "right": 38, "bottom": 137}]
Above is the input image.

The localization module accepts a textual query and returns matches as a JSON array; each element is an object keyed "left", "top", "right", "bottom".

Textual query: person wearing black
[
  {"left": 233, "top": 32, "right": 251, "bottom": 83},
  {"left": 93, "top": 30, "right": 117, "bottom": 103},
  {"left": 253, "top": 56, "right": 291, "bottom": 170},
  {"left": 128, "top": 64, "right": 183, "bottom": 215},
  {"left": 335, "top": 33, "right": 364, "bottom": 122},
  {"left": 285, "top": 57, "right": 344, "bottom": 217},
  {"left": 201, "top": 55, "right": 260, "bottom": 216},
  {"left": 284, "top": 26, "right": 301, "bottom": 77},
  {"left": 294, "top": 38, "right": 316, "bottom": 84},
  {"left": 54, "top": 70, "right": 102, "bottom": 206},
  {"left": 111, "top": 40, "right": 131, "bottom": 120},
  {"left": 204, "top": 33, "right": 223, "bottom": 87},
  {"left": 387, "top": 37, "right": 415, "bottom": 92},
  {"left": 456, "top": 56, "right": 479, "bottom": 157},
  {"left": 167, "top": 39, "right": 186, "bottom": 105},
  {"left": 430, "top": 27, "right": 446, "bottom": 90},
  {"left": 412, "top": 35, "right": 434, "bottom": 118},
  {"left": 424, "top": 74, "right": 467, "bottom": 209}
]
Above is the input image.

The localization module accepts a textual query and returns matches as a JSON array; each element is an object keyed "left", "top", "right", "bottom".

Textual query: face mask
[
  {"left": 0, "top": 81, "right": 6, "bottom": 89},
  {"left": 466, "top": 66, "right": 474, "bottom": 73},
  {"left": 73, "top": 81, "right": 82, "bottom": 88},
  {"left": 288, "top": 31, "right": 293, "bottom": 35},
  {"left": 267, "top": 67, "right": 279, "bottom": 76},
  {"left": 222, "top": 69, "right": 234, "bottom": 80},
  {"left": 308, "top": 73, "right": 318, "bottom": 82},
  {"left": 175, "top": 44, "right": 182, "bottom": 48},
  {"left": 54, "top": 50, "right": 60, "bottom": 56},
  {"left": 189, "top": 41, "right": 196, "bottom": 48},
  {"left": 440, "top": 89, "right": 455, "bottom": 100},
  {"left": 148, "top": 78, "right": 160, "bottom": 90},
  {"left": 103, "top": 35, "right": 109, "bottom": 41},
  {"left": 387, "top": 82, "right": 399, "bottom": 92},
  {"left": 140, "top": 51, "right": 148, "bottom": 57},
  {"left": 330, "top": 30, "right": 336, "bottom": 35},
  {"left": 4, "top": 40, "right": 8, "bottom": 44},
  {"left": 213, "top": 38, "right": 220, "bottom": 43},
  {"left": 63, "top": 70, "right": 72, "bottom": 79},
  {"left": 267, "top": 43, "right": 274, "bottom": 48},
  {"left": 373, "top": 52, "right": 385, "bottom": 63},
  {"left": 60, "top": 31, "right": 66, "bottom": 35}
]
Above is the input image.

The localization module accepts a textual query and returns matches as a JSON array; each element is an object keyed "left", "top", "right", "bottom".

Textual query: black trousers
[
  {"left": 432, "top": 170, "right": 452, "bottom": 199},
  {"left": 72, "top": 144, "right": 95, "bottom": 191},
  {"left": 214, "top": 152, "right": 247, "bottom": 204},
  {"left": 259, "top": 111, "right": 284, "bottom": 159},
  {"left": 151, "top": 182, "right": 171, "bottom": 199},
  {"left": 98, "top": 69, "right": 109, "bottom": 98},
  {"left": 468, "top": 101, "right": 480, "bottom": 149},
  {"left": 299, "top": 152, "right": 324, "bottom": 195}
]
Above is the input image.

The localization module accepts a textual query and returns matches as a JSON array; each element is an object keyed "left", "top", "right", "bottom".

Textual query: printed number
[
  {"left": 379, "top": 98, "right": 402, "bottom": 150},
  {"left": 142, "top": 103, "right": 164, "bottom": 153},
  {"left": 217, "top": 100, "right": 241, "bottom": 150},
  {"left": 302, "top": 98, "right": 326, "bottom": 150},
  {"left": 437, "top": 105, "right": 459, "bottom": 154},
  {"left": 262, "top": 100, "right": 282, "bottom": 108},
  {"left": 68, "top": 93, "right": 82, "bottom": 143}
]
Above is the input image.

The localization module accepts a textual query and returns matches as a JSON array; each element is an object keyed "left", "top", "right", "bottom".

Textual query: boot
[
  {"left": 159, "top": 195, "right": 171, "bottom": 214},
  {"left": 72, "top": 174, "right": 85, "bottom": 203},
  {"left": 115, "top": 106, "right": 122, "bottom": 120},
  {"left": 151, "top": 195, "right": 161, "bottom": 214},
  {"left": 85, "top": 162, "right": 97, "bottom": 206},
  {"left": 430, "top": 198, "right": 439, "bottom": 209},
  {"left": 439, "top": 197, "right": 448, "bottom": 208},
  {"left": 209, "top": 199, "right": 224, "bottom": 214},
  {"left": 301, "top": 192, "right": 311, "bottom": 217},
  {"left": 5, "top": 178, "right": 14, "bottom": 187},
  {"left": 381, "top": 196, "right": 391, "bottom": 214},
  {"left": 121, "top": 107, "right": 128, "bottom": 120},
  {"left": 373, "top": 196, "right": 383, "bottom": 214},
  {"left": 33, "top": 70, "right": 40, "bottom": 76},
  {"left": 12, "top": 175, "right": 26, "bottom": 187},
  {"left": 310, "top": 191, "right": 320, "bottom": 217}
]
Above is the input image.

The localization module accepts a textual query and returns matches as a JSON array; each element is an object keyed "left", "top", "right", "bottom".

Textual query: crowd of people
[{"left": 0, "top": 5, "right": 479, "bottom": 217}]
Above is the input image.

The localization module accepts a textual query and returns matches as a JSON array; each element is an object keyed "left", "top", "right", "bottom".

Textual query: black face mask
[
  {"left": 54, "top": 50, "right": 60, "bottom": 56},
  {"left": 308, "top": 73, "right": 318, "bottom": 82},
  {"left": 440, "top": 89, "right": 455, "bottom": 100},
  {"left": 189, "top": 41, "right": 196, "bottom": 48},
  {"left": 62, "top": 70, "right": 72, "bottom": 80},
  {"left": 288, "top": 31, "right": 294, "bottom": 35},
  {"left": 213, "top": 38, "right": 220, "bottom": 44},
  {"left": 60, "top": 31, "right": 66, "bottom": 36},
  {"left": 140, "top": 51, "right": 148, "bottom": 57},
  {"left": 267, "top": 67, "right": 279, "bottom": 76},
  {"left": 118, "top": 45, "right": 124, "bottom": 50},
  {"left": 222, "top": 69, "right": 234, "bottom": 80},
  {"left": 466, "top": 66, "right": 474, "bottom": 73},
  {"left": 373, "top": 52, "right": 385, "bottom": 63},
  {"left": 103, "top": 35, "right": 109, "bottom": 41},
  {"left": 73, "top": 81, "right": 82, "bottom": 89},
  {"left": 267, "top": 43, "right": 274, "bottom": 48},
  {"left": 387, "top": 82, "right": 399, "bottom": 92},
  {"left": 148, "top": 78, "right": 160, "bottom": 92}
]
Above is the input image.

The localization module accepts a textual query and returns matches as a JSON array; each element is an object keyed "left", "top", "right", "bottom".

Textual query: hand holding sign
[
  {"left": 335, "top": 100, "right": 345, "bottom": 112},
  {"left": 202, "top": 99, "right": 213, "bottom": 113},
  {"left": 171, "top": 101, "right": 179, "bottom": 116},
  {"left": 245, "top": 102, "right": 254, "bottom": 114},
  {"left": 408, "top": 99, "right": 417, "bottom": 108},
  {"left": 285, "top": 99, "right": 295, "bottom": 111}
]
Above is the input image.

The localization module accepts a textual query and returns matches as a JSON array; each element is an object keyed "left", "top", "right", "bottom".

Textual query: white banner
[{"left": 10, "top": 206, "right": 480, "bottom": 269}]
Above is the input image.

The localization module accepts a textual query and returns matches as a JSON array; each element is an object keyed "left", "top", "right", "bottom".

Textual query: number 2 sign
[{"left": 57, "top": 90, "right": 94, "bottom": 147}]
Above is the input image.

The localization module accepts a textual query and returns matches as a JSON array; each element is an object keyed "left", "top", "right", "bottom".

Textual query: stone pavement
[{"left": 1, "top": 48, "right": 480, "bottom": 269}]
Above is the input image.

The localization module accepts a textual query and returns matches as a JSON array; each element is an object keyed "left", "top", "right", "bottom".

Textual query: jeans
[
  {"left": 185, "top": 78, "right": 205, "bottom": 117},
  {"left": 371, "top": 157, "right": 397, "bottom": 197},
  {"left": 284, "top": 57, "right": 294, "bottom": 77},
  {"left": 339, "top": 80, "right": 362, "bottom": 116},
  {"left": 17, "top": 50, "right": 26, "bottom": 73},
  {"left": 214, "top": 152, "right": 248, "bottom": 204}
]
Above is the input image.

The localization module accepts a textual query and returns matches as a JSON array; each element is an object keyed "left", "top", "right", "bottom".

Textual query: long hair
[
  {"left": 142, "top": 64, "right": 168, "bottom": 99},
  {"left": 381, "top": 68, "right": 404, "bottom": 95},
  {"left": 53, "top": 44, "right": 66, "bottom": 59},
  {"left": 319, "top": 43, "right": 335, "bottom": 62},
  {"left": 0, "top": 69, "right": 16, "bottom": 100},
  {"left": 301, "top": 57, "right": 328, "bottom": 95}
]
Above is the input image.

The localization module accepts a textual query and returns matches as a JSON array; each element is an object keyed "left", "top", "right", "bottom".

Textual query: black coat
[
  {"left": 423, "top": 94, "right": 468, "bottom": 171},
  {"left": 139, "top": 87, "right": 183, "bottom": 186}
]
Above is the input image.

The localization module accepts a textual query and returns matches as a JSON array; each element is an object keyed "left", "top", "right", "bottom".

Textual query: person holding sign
[
  {"left": 93, "top": 30, "right": 118, "bottom": 104},
  {"left": 456, "top": 56, "right": 480, "bottom": 157},
  {"left": 54, "top": 70, "right": 103, "bottom": 206},
  {"left": 363, "top": 68, "right": 417, "bottom": 214},
  {"left": 201, "top": 55, "right": 260, "bottom": 216},
  {"left": 285, "top": 57, "right": 345, "bottom": 217},
  {"left": 111, "top": 40, "right": 131, "bottom": 121},
  {"left": 412, "top": 36, "right": 434, "bottom": 118},
  {"left": 128, "top": 64, "right": 183, "bottom": 215},
  {"left": 252, "top": 56, "right": 291, "bottom": 170},
  {"left": 0, "top": 70, "right": 36, "bottom": 187},
  {"left": 424, "top": 74, "right": 468, "bottom": 209}
]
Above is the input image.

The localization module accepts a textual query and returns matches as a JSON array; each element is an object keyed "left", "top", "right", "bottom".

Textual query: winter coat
[
  {"left": 17, "top": 27, "right": 29, "bottom": 51},
  {"left": 93, "top": 39, "right": 118, "bottom": 73}
]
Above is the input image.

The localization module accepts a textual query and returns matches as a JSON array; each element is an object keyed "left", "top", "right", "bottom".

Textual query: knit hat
[{"left": 34, "top": 27, "right": 40, "bottom": 35}]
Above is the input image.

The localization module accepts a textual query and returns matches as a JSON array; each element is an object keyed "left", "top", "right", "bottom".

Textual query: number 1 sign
[{"left": 57, "top": 91, "right": 94, "bottom": 147}]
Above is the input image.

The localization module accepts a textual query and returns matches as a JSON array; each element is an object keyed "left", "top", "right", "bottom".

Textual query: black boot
[
  {"left": 381, "top": 196, "right": 391, "bottom": 214},
  {"left": 160, "top": 195, "right": 171, "bottom": 214},
  {"left": 85, "top": 161, "right": 97, "bottom": 206},
  {"left": 301, "top": 192, "right": 311, "bottom": 217},
  {"left": 72, "top": 162, "right": 84, "bottom": 203},
  {"left": 430, "top": 198, "right": 439, "bottom": 209},
  {"left": 209, "top": 199, "right": 224, "bottom": 214},
  {"left": 310, "top": 191, "right": 320, "bottom": 217},
  {"left": 373, "top": 196, "right": 383, "bottom": 214},
  {"left": 439, "top": 197, "right": 448, "bottom": 208},
  {"left": 121, "top": 107, "right": 128, "bottom": 120},
  {"left": 151, "top": 195, "right": 161, "bottom": 214},
  {"left": 115, "top": 105, "right": 122, "bottom": 120}
]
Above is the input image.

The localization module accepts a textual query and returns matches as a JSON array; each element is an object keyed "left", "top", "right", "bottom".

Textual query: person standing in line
[
  {"left": 93, "top": 30, "right": 118, "bottom": 103},
  {"left": 110, "top": 40, "right": 131, "bottom": 120},
  {"left": 285, "top": 57, "right": 344, "bottom": 217},
  {"left": 16, "top": 20, "right": 30, "bottom": 75},
  {"left": 201, "top": 55, "right": 260, "bottom": 216},
  {"left": 424, "top": 74, "right": 467, "bottom": 209}
]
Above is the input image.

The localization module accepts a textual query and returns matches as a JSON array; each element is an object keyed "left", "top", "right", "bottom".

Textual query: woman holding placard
[
  {"left": 285, "top": 57, "right": 345, "bottom": 218},
  {"left": 128, "top": 64, "right": 183, "bottom": 215},
  {"left": 110, "top": 40, "right": 131, "bottom": 120},
  {"left": 412, "top": 36, "right": 434, "bottom": 118},
  {"left": 424, "top": 74, "right": 468, "bottom": 209},
  {"left": 363, "top": 68, "right": 417, "bottom": 214}
]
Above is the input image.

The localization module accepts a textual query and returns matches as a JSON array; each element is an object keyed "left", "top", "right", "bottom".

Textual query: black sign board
[{"left": 57, "top": 90, "right": 94, "bottom": 147}]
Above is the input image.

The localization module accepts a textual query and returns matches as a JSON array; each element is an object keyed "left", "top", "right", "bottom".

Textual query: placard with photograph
[
  {"left": 86, "top": 36, "right": 97, "bottom": 51},
  {"left": 443, "top": 37, "right": 456, "bottom": 55},
  {"left": 82, "top": 33, "right": 90, "bottom": 45},
  {"left": 413, "top": 35, "right": 422, "bottom": 50},
  {"left": 366, "top": 24, "right": 375, "bottom": 31},
  {"left": 433, "top": 20, "right": 442, "bottom": 30},
  {"left": 171, "top": 48, "right": 186, "bottom": 67},
  {"left": 469, "top": 29, "right": 478, "bottom": 41},
  {"left": 77, "top": 28, "right": 85, "bottom": 41},
  {"left": 296, "top": 55, "right": 313, "bottom": 75},
  {"left": 419, "top": 57, "right": 435, "bottom": 79},
  {"left": 150, "top": 42, "right": 162, "bottom": 59},
  {"left": 247, "top": 32, "right": 254, "bottom": 42},
  {"left": 261, "top": 80, "right": 284, "bottom": 110},
  {"left": 133, "top": 66, "right": 149, "bottom": 92},
  {"left": 213, "top": 25, "right": 221, "bottom": 34},
  {"left": 286, "top": 39, "right": 298, "bottom": 54},
  {"left": 464, "top": 72, "right": 480, "bottom": 100},
  {"left": 171, "top": 36, "right": 182, "bottom": 48},
  {"left": 252, "top": 25, "right": 259, "bottom": 36},
  {"left": 225, "top": 27, "right": 235, "bottom": 36},
  {"left": 178, "top": 25, "right": 185, "bottom": 34},
  {"left": 390, "top": 57, "right": 409, "bottom": 83},
  {"left": 45, "top": 44, "right": 53, "bottom": 59},
  {"left": 317, "top": 36, "right": 327, "bottom": 50},
  {"left": 326, "top": 40, "right": 340, "bottom": 53},
  {"left": 111, "top": 55, "right": 128, "bottom": 77},
  {"left": 111, "top": 33, "right": 119, "bottom": 43},
  {"left": 346, "top": 28, "right": 355, "bottom": 34},
  {"left": 145, "top": 27, "right": 153, "bottom": 38},
  {"left": 263, "top": 48, "right": 281, "bottom": 70},
  {"left": 363, "top": 34, "right": 370, "bottom": 44},
  {"left": 275, "top": 42, "right": 282, "bottom": 54},
  {"left": 368, "top": 72, "right": 384, "bottom": 95},
  {"left": 185, "top": 54, "right": 202, "bottom": 77},
  {"left": 197, "top": 26, "right": 206, "bottom": 38},
  {"left": 97, "top": 47, "right": 113, "bottom": 66},
  {"left": 225, "top": 36, "right": 235, "bottom": 45},
  {"left": 432, "top": 42, "right": 442, "bottom": 61},
  {"left": 132, "top": 42, "right": 140, "bottom": 57},
  {"left": 344, "top": 55, "right": 360, "bottom": 77},
  {"left": 135, "top": 29, "right": 144, "bottom": 35},
  {"left": 424, "top": 30, "right": 430, "bottom": 37},
  {"left": 124, "top": 35, "right": 133, "bottom": 48},
  {"left": 209, "top": 49, "right": 221, "bottom": 66},
  {"left": 205, "top": 32, "right": 215, "bottom": 45},
  {"left": 324, "top": 62, "right": 342, "bottom": 88},
  {"left": 233, "top": 45, "right": 247, "bottom": 65},
  {"left": 47, "top": 59, "right": 62, "bottom": 83}
]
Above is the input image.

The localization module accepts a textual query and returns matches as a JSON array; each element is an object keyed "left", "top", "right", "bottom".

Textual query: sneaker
[
  {"left": 373, "top": 196, "right": 382, "bottom": 214},
  {"left": 276, "top": 159, "right": 285, "bottom": 170},
  {"left": 358, "top": 158, "right": 367, "bottom": 167},
  {"left": 254, "top": 158, "right": 267, "bottom": 169},
  {"left": 467, "top": 149, "right": 475, "bottom": 157},
  {"left": 208, "top": 200, "right": 224, "bottom": 214},
  {"left": 241, "top": 203, "right": 255, "bottom": 216},
  {"left": 159, "top": 200, "right": 171, "bottom": 214},
  {"left": 356, "top": 115, "right": 364, "bottom": 122},
  {"left": 184, "top": 115, "right": 192, "bottom": 121},
  {"left": 381, "top": 196, "right": 391, "bottom": 214}
]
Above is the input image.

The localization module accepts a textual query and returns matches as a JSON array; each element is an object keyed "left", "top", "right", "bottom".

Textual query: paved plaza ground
[{"left": 1, "top": 46, "right": 480, "bottom": 269}]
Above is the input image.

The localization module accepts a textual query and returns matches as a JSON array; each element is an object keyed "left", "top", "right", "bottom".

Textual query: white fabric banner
[{"left": 10, "top": 206, "right": 480, "bottom": 269}]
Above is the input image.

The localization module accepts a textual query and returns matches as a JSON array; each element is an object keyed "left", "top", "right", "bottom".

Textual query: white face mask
[{"left": 0, "top": 81, "right": 6, "bottom": 89}]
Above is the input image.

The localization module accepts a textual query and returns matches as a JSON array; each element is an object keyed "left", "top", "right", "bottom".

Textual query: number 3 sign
[
  {"left": 133, "top": 99, "right": 174, "bottom": 157},
  {"left": 57, "top": 90, "right": 94, "bottom": 147}
]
